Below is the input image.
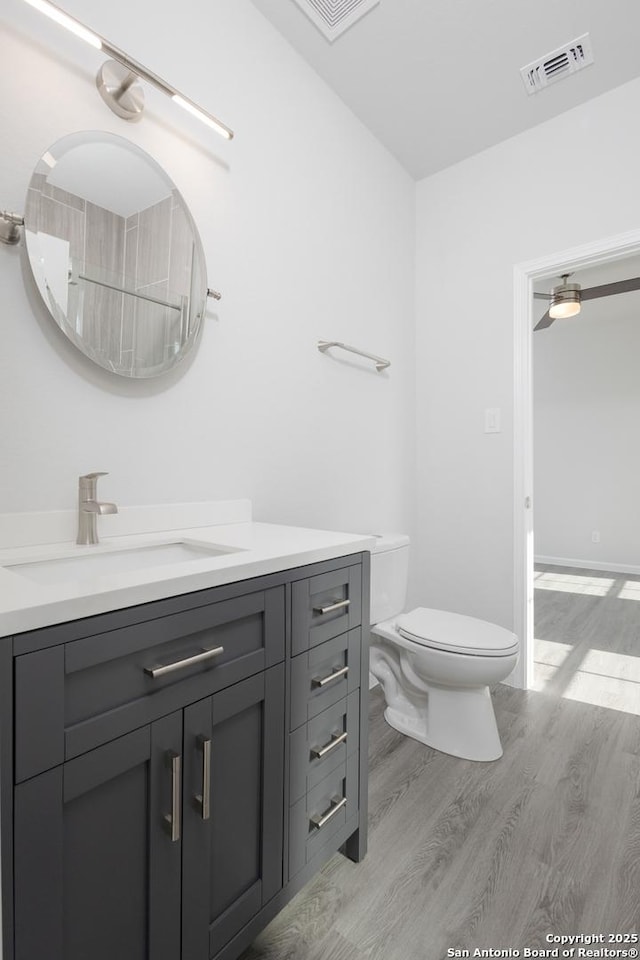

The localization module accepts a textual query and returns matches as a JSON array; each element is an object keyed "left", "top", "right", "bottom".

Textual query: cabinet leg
[{"left": 344, "top": 826, "right": 367, "bottom": 863}]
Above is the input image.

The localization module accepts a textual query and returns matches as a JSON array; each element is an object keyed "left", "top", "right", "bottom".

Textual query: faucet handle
[{"left": 78, "top": 472, "right": 109, "bottom": 502}]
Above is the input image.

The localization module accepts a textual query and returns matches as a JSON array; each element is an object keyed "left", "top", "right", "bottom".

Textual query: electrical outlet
[{"left": 591, "top": 530, "right": 600, "bottom": 543}]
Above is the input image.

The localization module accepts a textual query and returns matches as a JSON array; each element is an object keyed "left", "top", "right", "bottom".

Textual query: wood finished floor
[{"left": 241, "top": 567, "right": 640, "bottom": 960}]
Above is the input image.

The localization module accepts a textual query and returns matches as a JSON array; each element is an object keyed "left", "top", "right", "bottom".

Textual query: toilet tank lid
[{"left": 370, "top": 533, "right": 410, "bottom": 553}]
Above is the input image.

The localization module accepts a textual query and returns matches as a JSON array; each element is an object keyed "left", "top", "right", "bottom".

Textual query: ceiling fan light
[
  {"left": 549, "top": 298, "right": 581, "bottom": 319},
  {"left": 549, "top": 282, "right": 581, "bottom": 319}
]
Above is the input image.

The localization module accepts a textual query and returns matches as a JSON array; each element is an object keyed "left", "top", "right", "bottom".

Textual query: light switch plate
[{"left": 484, "top": 408, "right": 501, "bottom": 433}]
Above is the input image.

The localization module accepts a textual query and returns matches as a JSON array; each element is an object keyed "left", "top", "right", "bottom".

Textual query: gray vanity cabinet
[
  {"left": 11, "top": 583, "right": 286, "bottom": 960},
  {"left": 14, "top": 712, "right": 183, "bottom": 960},
  {"left": 181, "top": 665, "right": 285, "bottom": 959},
  {"left": 14, "top": 670, "right": 286, "bottom": 960},
  {"left": 4, "top": 552, "right": 370, "bottom": 960}
]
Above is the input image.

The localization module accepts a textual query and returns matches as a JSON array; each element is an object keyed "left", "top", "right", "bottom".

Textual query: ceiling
[{"left": 250, "top": 0, "right": 640, "bottom": 180}]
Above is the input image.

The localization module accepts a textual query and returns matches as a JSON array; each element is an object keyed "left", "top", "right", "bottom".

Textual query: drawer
[
  {"left": 289, "top": 690, "right": 359, "bottom": 804},
  {"left": 290, "top": 629, "right": 361, "bottom": 731},
  {"left": 289, "top": 751, "right": 359, "bottom": 879},
  {"left": 291, "top": 563, "right": 362, "bottom": 655},
  {"left": 14, "top": 586, "right": 285, "bottom": 782}
]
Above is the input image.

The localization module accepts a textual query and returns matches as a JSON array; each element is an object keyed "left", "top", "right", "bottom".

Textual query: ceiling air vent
[
  {"left": 291, "top": 0, "right": 380, "bottom": 42},
  {"left": 520, "top": 34, "right": 594, "bottom": 95}
]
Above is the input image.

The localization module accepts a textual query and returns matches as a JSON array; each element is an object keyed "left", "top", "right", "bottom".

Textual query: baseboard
[{"left": 535, "top": 554, "right": 640, "bottom": 576}]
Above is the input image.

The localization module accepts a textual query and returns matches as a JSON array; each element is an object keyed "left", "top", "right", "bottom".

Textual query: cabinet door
[
  {"left": 182, "top": 664, "right": 285, "bottom": 960},
  {"left": 14, "top": 712, "right": 183, "bottom": 960}
]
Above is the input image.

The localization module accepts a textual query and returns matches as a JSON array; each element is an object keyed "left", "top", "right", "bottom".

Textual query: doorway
[{"left": 513, "top": 227, "right": 640, "bottom": 690}]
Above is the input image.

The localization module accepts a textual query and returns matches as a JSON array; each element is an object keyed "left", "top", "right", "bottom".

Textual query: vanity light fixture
[
  {"left": 548, "top": 275, "right": 582, "bottom": 319},
  {"left": 22, "top": 0, "right": 234, "bottom": 140}
]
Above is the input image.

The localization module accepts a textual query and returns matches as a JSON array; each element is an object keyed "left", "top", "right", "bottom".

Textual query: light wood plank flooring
[
  {"left": 241, "top": 568, "right": 640, "bottom": 960},
  {"left": 534, "top": 564, "right": 640, "bottom": 714}
]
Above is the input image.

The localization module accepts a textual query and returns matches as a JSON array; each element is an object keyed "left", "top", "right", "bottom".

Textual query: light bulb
[
  {"left": 549, "top": 299, "right": 581, "bottom": 319},
  {"left": 23, "top": 0, "right": 102, "bottom": 49},
  {"left": 172, "top": 96, "right": 233, "bottom": 140}
]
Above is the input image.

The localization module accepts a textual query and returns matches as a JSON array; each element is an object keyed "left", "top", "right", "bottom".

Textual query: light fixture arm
[
  {"left": 98, "top": 38, "right": 233, "bottom": 139},
  {"left": 112, "top": 70, "right": 138, "bottom": 101},
  {"left": 22, "top": 0, "right": 234, "bottom": 140}
]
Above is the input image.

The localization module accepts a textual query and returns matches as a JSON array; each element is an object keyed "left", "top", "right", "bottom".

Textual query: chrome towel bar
[{"left": 317, "top": 340, "right": 390, "bottom": 372}]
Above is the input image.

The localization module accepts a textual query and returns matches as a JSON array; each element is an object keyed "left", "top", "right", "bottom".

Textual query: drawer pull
[
  {"left": 313, "top": 598, "right": 350, "bottom": 616},
  {"left": 195, "top": 736, "right": 211, "bottom": 821},
  {"left": 312, "top": 665, "right": 349, "bottom": 688},
  {"left": 144, "top": 645, "right": 224, "bottom": 679},
  {"left": 164, "top": 752, "right": 181, "bottom": 842},
  {"left": 310, "top": 796, "right": 347, "bottom": 830},
  {"left": 311, "top": 731, "right": 348, "bottom": 760}
]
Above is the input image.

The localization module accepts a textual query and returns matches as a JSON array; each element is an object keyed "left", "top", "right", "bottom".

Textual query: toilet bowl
[{"left": 369, "top": 536, "right": 519, "bottom": 762}]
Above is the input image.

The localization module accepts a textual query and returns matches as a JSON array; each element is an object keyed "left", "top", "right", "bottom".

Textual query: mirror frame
[{"left": 24, "top": 131, "right": 208, "bottom": 379}]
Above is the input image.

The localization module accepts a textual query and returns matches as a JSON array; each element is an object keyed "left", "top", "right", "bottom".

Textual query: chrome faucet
[{"left": 77, "top": 472, "right": 118, "bottom": 545}]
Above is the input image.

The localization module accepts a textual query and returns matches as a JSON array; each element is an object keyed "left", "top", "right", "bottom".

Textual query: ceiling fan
[{"left": 533, "top": 272, "right": 640, "bottom": 330}]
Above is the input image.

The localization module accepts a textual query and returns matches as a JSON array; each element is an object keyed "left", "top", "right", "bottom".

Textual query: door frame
[{"left": 513, "top": 227, "right": 640, "bottom": 689}]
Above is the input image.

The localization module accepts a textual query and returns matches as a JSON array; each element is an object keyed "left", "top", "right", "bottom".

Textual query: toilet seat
[{"left": 395, "top": 607, "right": 518, "bottom": 658}]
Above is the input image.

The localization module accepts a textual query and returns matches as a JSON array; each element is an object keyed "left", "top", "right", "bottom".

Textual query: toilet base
[
  {"left": 383, "top": 681, "right": 503, "bottom": 762},
  {"left": 370, "top": 621, "right": 516, "bottom": 763}
]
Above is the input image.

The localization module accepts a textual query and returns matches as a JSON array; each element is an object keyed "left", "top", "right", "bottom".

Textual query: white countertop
[{"left": 0, "top": 503, "right": 375, "bottom": 636}]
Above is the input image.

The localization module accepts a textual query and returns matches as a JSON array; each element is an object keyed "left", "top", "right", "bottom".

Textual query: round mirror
[{"left": 24, "top": 131, "right": 208, "bottom": 378}]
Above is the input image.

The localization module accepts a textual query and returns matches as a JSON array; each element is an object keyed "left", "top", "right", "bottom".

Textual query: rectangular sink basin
[{"left": 4, "top": 541, "right": 239, "bottom": 586}]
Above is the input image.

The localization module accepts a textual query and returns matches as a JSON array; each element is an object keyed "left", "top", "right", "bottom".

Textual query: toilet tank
[{"left": 370, "top": 534, "right": 410, "bottom": 624}]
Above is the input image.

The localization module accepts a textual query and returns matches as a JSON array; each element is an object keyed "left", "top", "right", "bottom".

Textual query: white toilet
[{"left": 369, "top": 535, "right": 519, "bottom": 762}]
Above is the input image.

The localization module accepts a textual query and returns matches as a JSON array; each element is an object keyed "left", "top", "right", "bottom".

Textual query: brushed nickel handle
[
  {"left": 313, "top": 598, "right": 350, "bottom": 616},
  {"left": 144, "top": 645, "right": 224, "bottom": 679},
  {"left": 311, "top": 731, "right": 347, "bottom": 760},
  {"left": 317, "top": 340, "right": 390, "bottom": 372},
  {"left": 164, "top": 752, "right": 181, "bottom": 842},
  {"left": 310, "top": 796, "right": 347, "bottom": 830},
  {"left": 312, "top": 665, "right": 349, "bottom": 688},
  {"left": 195, "top": 736, "right": 211, "bottom": 821}
]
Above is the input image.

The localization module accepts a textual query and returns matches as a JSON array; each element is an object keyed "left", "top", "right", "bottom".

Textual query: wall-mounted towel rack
[{"left": 317, "top": 340, "right": 390, "bottom": 372}]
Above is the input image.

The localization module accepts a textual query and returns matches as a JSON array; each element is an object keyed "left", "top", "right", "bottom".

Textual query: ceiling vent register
[
  {"left": 292, "top": 0, "right": 380, "bottom": 42},
  {"left": 520, "top": 34, "right": 594, "bottom": 95}
]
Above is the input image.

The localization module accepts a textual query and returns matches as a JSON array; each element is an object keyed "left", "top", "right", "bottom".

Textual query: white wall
[
  {"left": 415, "top": 76, "right": 640, "bottom": 627},
  {"left": 0, "top": 0, "right": 416, "bottom": 539},
  {"left": 534, "top": 293, "right": 640, "bottom": 571}
]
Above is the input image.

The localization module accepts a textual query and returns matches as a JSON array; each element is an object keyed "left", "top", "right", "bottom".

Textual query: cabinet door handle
[
  {"left": 312, "top": 665, "right": 349, "bottom": 688},
  {"left": 310, "top": 796, "right": 347, "bottom": 830},
  {"left": 164, "top": 752, "right": 181, "bottom": 842},
  {"left": 311, "top": 731, "right": 347, "bottom": 759},
  {"left": 313, "top": 598, "right": 350, "bottom": 616},
  {"left": 195, "top": 736, "right": 211, "bottom": 821},
  {"left": 144, "top": 645, "right": 224, "bottom": 679}
]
